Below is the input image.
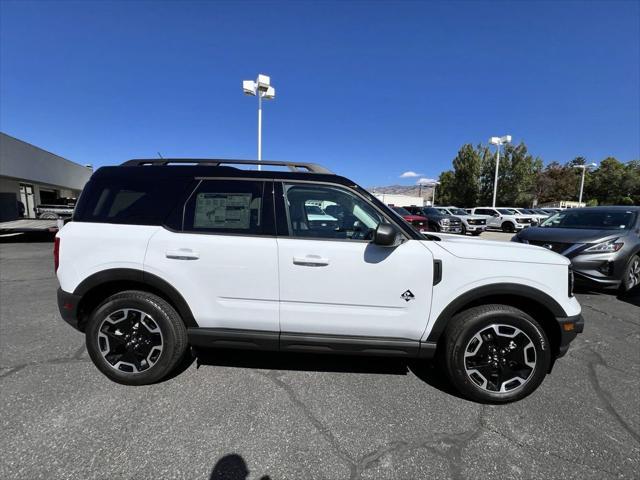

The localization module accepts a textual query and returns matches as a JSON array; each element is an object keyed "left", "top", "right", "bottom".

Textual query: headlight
[
  {"left": 583, "top": 239, "right": 624, "bottom": 254},
  {"left": 568, "top": 267, "right": 574, "bottom": 297},
  {"left": 439, "top": 218, "right": 450, "bottom": 225}
]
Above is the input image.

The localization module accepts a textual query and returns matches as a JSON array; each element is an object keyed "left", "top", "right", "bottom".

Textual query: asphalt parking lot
[{"left": 1, "top": 238, "right": 638, "bottom": 479}]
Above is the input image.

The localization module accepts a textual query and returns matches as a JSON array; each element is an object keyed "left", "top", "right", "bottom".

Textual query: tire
[
  {"left": 472, "top": 231, "right": 482, "bottom": 236},
  {"left": 460, "top": 224, "right": 467, "bottom": 235},
  {"left": 85, "top": 290, "right": 188, "bottom": 385},
  {"left": 431, "top": 223, "right": 441, "bottom": 232},
  {"left": 39, "top": 212, "right": 59, "bottom": 219},
  {"left": 501, "top": 222, "right": 515, "bottom": 233},
  {"left": 440, "top": 304, "right": 551, "bottom": 403},
  {"left": 621, "top": 254, "right": 640, "bottom": 292}
]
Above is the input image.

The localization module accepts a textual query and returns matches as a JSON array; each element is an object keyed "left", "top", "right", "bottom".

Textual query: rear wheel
[
  {"left": 39, "top": 212, "right": 59, "bottom": 219},
  {"left": 502, "top": 222, "right": 515, "bottom": 233},
  {"left": 85, "top": 291, "right": 188, "bottom": 385},
  {"left": 621, "top": 254, "right": 640, "bottom": 292},
  {"left": 441, "top": 304, "right": 551, "bottom": 403}
]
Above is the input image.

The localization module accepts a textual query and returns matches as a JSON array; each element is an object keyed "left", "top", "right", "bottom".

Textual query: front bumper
[
  {"left": 465, "top": 224, "right": 486, "bottom": 232},
  {"left": 569, "top": 252, "right": 627, "bottom": 288},
  {"left": 556, "top": 313, "right": 585, "bottom": 358},
  {"left": 57, "top": 287, "right": 83, "bottom": 331},
  {"left": 440, "top": 225, "right": 463, "bottom": 233}
]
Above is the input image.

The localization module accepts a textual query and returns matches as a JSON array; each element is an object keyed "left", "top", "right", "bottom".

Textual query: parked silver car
[{"left": 512, "top": 206, "right": 640, "bottom": 291}]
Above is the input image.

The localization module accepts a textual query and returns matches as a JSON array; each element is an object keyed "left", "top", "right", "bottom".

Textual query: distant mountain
[{"left": 366, "top": 184, "right": 434, "bottom": 199}]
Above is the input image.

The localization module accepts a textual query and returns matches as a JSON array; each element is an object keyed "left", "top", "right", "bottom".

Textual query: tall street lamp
[
  {"left": 432, "top": 181, "right": 440, "bottom": 206},
  {"left": 489, "top": 135, "right": 512, "bottom": 208},
  {"left": 243, "top": 74, "right": 276, "bottom": 170},
  {"left": 574, "top": 163, "right": 597, "bottom": 206}
]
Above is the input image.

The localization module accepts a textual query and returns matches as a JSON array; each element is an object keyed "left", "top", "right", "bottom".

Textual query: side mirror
[
  {"left": 373, "top": 223, "right": 397, "bottom": 247},
  {"left": 493, "top": 213, "right": 500, "bottom": 217}
]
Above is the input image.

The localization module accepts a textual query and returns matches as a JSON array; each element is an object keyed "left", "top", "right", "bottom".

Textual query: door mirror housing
[{"left": 373, "top": 223, "right": 398, "bottom": 247}]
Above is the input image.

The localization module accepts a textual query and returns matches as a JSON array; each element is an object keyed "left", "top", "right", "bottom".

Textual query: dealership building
[{"left": 0, "top": 133, "right": 93, "bottom": 221}]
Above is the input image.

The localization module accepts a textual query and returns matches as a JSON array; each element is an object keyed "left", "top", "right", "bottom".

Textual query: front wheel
[
  {"left": 621, "top": 254, "right": 640, "bottom": 292},
  {"left": 502, "top": 222, "right": 515, "bottom": 233},
  {"left": 85, "top": 291, "right": 188, "bottom": 385},
  {"left": 441, "top": 304, "right": 551, "bottom": 403},
  {"left": 460, "top": 224, "right": 467, "bottom": 235}
]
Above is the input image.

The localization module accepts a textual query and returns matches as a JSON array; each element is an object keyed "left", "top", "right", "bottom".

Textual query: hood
[
  {"left": 429, "top": 236, "right": 569, "bottom": 265},
  {"left": 458, "top": 214, "right": 485, "bottom": 219},
  {"left": 516, "top": 226, "right": 626, "bottom": 244}
]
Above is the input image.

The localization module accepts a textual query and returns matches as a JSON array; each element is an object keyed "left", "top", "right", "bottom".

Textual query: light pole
[
  {"left": 432, "top": 181, "right": 440, "bottom": 206},
  {"left": 489, "top": 135, "right": 512, "bottom": 208},
  {"left": 574, "top": 163, "right": 597, "bottom": 206},
  {"left": 243, "top": 74, "right": 276, "bottom": 170}
]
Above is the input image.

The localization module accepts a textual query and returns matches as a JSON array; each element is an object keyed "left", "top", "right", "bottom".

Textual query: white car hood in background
[{"left": 425, "top": 236, "right": 570, "bottom": 266}]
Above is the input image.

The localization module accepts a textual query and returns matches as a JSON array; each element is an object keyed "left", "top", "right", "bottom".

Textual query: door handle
[
  {"left": 293, "top": 255, "right": 330, "bottom": 267},
  {"left": 166, "top": 249, "right": 199, "bottom": 260}
]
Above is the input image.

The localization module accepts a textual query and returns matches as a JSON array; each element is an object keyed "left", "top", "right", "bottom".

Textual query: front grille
[
  {"left": 528, "top": 240, "right": 573, "bottom": 254},
  {"left": 468, "top": 219, "right": 486, "bottom": 225},
  {"left": 450, "top": 219, "right": 462, "bottom": 226},
  {"left": 517, "top": 218, "right": 532, "bottom": 224}
]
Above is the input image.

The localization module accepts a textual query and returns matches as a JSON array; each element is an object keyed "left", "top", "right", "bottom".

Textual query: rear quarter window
[{"left": 74, "top": 177, "right": 194, "bottom": 225}]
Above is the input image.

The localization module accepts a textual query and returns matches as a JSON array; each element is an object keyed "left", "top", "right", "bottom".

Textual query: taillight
[{"left": 54, "top": 237, "right": 60, "bottom": 273}]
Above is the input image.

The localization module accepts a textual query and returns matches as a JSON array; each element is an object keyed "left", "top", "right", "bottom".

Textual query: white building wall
[{"left": 0, "top": 133, "right": 93, "bottom": 191}]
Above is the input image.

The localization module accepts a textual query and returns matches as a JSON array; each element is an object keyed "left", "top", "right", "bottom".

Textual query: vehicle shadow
[
  {"left": 193, "top": 348, "right": 465, "bottom": 400},
  {"left": 210, "top": 453, "right": 271, "bottom": 480},
  {"left": 574, "top": 284, "right": 640, "bottom": 308}
]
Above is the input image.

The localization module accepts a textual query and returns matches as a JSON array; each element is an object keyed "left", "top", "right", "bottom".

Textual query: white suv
[
  {"left": 471, "top": 207, "right": 534, "bottom": 233},
  {"left": 55, "top": 159, "right": 583, "bottom": 403}
]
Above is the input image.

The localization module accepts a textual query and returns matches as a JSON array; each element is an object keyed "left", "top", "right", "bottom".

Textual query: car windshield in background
[
  {"left": 449, "top": 208, "right": 467, "bottom": 215},
  {"left": 422, "top": 207, "right": 441, "bottom": 215},
  {"left": 436, "top": 208, "right": 450, "bottom": 215},
  {"left": 541, "top": 210, "right": 637, "bottom": 230},
  {"left": 392, "top": 206, "right": 411, "bottom": 216},
  {"left": 498, "top": 209, "right": 518, "bottom": 215}
]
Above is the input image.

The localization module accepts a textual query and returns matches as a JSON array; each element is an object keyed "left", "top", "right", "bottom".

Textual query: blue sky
[{"left": 1, "top": 0, "right": 638, "bottom": 187}]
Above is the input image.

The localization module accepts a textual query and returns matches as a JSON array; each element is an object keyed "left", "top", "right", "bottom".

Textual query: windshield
[
  {"left": 392, "top": 206, "right": 411, "bottom": 216},
  {"left": 305, "top": 205, "right": 325, "bottom": 215},
  {"left": 436, "top": 208, "right": 450, "bottom": 215},
  {"left": 541, "top": 210, "right": 637, "bottom": 230},
  {"left": 449, "top": 208, "right": 467, "bottom": 215},
  {"left": 422, "top": 207, "right": 441, "bottom": 215},
  {"left": 497, "top": 208, "right": 518, "bottom": 215}
]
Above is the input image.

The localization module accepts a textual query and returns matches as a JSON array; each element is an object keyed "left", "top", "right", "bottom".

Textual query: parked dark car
[
  {"left": 512, "top": 206, "right": 640, "bottom": 291},
  {"left": 404, "top": 206, "right": 463, "bottom": 234}
]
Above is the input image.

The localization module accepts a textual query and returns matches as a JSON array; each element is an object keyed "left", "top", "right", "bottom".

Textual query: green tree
[
  {"left": 436, "top": 170, "right": 455, "bottom": 205},
  {"left": 450, "top": 144, "right": 483, "bottom": 206},
  {"left": 479, "top": 142, "right": 541, "bottom": 207},
  {"left": 585, "top": 157, "right": 628, "bottom": 205}
]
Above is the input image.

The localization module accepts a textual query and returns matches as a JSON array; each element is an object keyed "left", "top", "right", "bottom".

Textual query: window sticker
[{"left": 194, "top": 193, "right": 254, "bottom": 229}]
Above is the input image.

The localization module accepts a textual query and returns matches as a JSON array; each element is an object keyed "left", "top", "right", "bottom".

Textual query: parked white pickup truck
[{"left": 470, "top": 207, "right": 534, "bottom": 233}]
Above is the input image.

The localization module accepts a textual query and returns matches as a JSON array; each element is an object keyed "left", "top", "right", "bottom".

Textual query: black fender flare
[
  {"left": 73, "top": 268, "right": 198, "bottom": 327},
  {"left": 425, "top": 283, "right": 567, "bottom": 343}
]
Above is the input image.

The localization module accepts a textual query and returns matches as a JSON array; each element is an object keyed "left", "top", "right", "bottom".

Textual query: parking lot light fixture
[
  {"left": 432, "top": 181, "right": 440, "bottom": 206},
  {"left": 242, "top": 74, "right": 276, "bottom": 170},
  {"left": 489, "top": 135, "right": 512, "bottom": 208},
  {"left": 574, "top": 163, "right": 597, "bottom": 206}
]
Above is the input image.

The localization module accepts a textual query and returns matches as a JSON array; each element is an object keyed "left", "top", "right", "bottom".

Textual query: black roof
[{"left": 90, "top": 159, "right": 357, "bottom": 188}]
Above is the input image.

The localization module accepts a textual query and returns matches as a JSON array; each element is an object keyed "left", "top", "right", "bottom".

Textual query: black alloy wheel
[
  {"left": 86, "top": 291, "right": 188, "bottom": 385},
  {"left": 97, "top": 308, "right": 163, "bottom": 373},
  {"left": 441, "top": 304, "right": 551, "bottom": 403}
]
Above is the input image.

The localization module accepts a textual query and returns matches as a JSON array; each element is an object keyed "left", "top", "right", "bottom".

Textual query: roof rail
[{"left": 120, "top": 158, "right": 334, "bottom": 174}]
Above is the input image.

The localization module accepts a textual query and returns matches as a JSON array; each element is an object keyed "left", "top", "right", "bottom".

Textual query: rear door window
[{"left": 182, "top": 180, "right": 275, "bottom": 235}]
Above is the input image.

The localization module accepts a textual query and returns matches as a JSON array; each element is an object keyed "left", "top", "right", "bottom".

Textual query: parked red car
[{"left": 390, "top": 206, "right": 429, "bottom": 233}]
